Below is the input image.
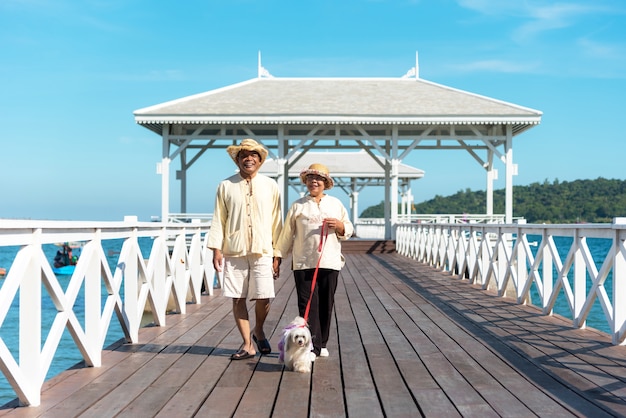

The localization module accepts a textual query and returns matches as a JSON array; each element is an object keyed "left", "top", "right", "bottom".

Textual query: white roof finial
[
  {"left": 257, "top": 51, "right": 274, "bottom": 78},
  {"left": 415, "top": 51, "right": 419, "bottom": 79},
  {"left": 401, "top": 51, "right": 420, "bottom": 79}
]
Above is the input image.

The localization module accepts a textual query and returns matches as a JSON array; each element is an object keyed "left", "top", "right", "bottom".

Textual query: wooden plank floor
[{"left": 2, "top": 251, "right": 626, "bottom": 417}]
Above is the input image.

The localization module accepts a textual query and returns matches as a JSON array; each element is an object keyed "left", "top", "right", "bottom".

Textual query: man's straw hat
[{"left": 226, "top": 138, "right": 268, "bottom": 165}]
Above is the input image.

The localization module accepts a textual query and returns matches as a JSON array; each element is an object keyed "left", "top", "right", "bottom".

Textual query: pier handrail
[
  {"left": 166, "top": 213, "right": 213, "bottom": 223},
  {"left": 0, "top": 219, "right": 215, "bottom": 407},
  {"left": 395, "top": 218, "right": 626, "bottom": 346},
  {"left": 355, "top": 214, "right": 519, "bottom": 239}
]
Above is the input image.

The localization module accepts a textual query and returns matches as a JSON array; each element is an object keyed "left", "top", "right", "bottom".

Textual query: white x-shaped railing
[
  {"left": 395, "top": 219, "right": 626, "bottom": 346},
  {"left": 0, "top": 220, "right": 218, "bottom": 407}
]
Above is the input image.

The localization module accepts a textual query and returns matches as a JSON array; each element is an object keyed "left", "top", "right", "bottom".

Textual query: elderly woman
[{"left": 274, "top": 163, "right": 353, "bottom": 358}]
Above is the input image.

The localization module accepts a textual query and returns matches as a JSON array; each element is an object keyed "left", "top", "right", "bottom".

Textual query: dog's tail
[{"left": 278, "top": 334, "right": 285, "bottom": 363}]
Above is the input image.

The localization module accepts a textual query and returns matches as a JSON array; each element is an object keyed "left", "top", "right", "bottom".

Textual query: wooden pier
[{"left": 2, "top": 241, "right": 625, "bottom": 417}]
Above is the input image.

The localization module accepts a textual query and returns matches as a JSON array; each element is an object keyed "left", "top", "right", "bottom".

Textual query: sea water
[
  {"left": 0, "top": 237, "right": 154, "bottom": 406},
  {"left": 524, "top": 234, "right": 614, "bottom": 334}
]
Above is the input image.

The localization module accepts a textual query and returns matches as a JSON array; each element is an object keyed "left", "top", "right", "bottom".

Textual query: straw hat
[
  {"left": 226, "top": 138, "right": 268, "bottom": 165},
  {"left": 299, "top": 163, "right": 334, "bottom": 190}
]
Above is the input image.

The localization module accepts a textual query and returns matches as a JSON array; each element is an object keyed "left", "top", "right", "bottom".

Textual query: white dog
[{"left": 278, "top": 316, "right": 313, "bottom": 373}]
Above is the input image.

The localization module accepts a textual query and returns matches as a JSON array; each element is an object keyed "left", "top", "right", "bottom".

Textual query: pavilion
[{"left": 134, "top": 57, "right": 542, "bottom": 238}]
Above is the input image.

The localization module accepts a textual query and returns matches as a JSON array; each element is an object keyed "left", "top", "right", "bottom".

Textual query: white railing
[
  {"left": 396, "top": 214, "right": 513, "bottom": 224},
  {"left": 354, "top": 219, "right": 386, "bottom": 239},
  {"left": 167, "top": 213, "right": 213, "bottom": 224},
  {"left": 355, "top": 214, "right": 516, "bottom": 239},
  {"left": 0, "top": 219, "right": 218, "bottom": 407},
  {"left": 395, "top": 218, "right": 626, "bottom": 345},
  {"left": 167, "top": 214, "right": 512, "bottom": 226}
]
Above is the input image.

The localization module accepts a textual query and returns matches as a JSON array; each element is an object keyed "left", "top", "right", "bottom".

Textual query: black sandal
[
  {"left": 252, "top": 333, "right": 272, "bottom": 354},
  {"left": 231, "top": 349, "right": 254, "bottom": 360}
]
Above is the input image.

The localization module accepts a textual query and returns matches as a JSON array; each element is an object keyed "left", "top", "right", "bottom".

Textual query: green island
[{"left": 360, "top": 177, "right": 626, "bottom": 224}]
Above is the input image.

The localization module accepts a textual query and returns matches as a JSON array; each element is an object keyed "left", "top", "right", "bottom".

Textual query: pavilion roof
[{"left": 134, "top": 77, "right": 542, "bottom": 134}]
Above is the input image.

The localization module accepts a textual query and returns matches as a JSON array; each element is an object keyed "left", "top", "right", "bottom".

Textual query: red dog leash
[{"left": 303, "top": 220, "right": 329, "bottom": 323}]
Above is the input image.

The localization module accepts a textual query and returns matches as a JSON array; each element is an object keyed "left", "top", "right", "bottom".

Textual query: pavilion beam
[
  {"left": 397, "top": 126, "right": 433, "bottom": 160},
  {"left": 456, "top": 140, "right": 487, "bottom": 167},
  {"left": 185, "top": 143, "right": 210, "bottom": 166},
  {"left": 356, "top": 141, "right": 386, "bottom": 169}
]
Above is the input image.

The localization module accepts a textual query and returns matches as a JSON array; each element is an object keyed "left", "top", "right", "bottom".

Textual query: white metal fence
[
  {"left": 0, "top": 220, "right": 217, "bottom": 407},
  {"left": 395, "top": 218, "right": 626, "bottom": 346},
  {"left": 355, "top": 214, "right": 514, "bottom": 239}
]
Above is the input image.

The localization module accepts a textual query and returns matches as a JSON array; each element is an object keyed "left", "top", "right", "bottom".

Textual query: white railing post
[
  {"left": 84, "top": 234, "right": 103, "bottom": 367},
  {"left": 187, "top": 230, "right": 203, "bottom": 303},
  {"left": 573, "top": 232, "right": 587, "bottom": 328},
  {"left": 541, "top": 231, "right": 553, "bottom": 314},
  {"left": 613, "top": 218, "right": 626, "bottom": 345},
  {"left": 120, "top": 231, "right": 140, "bottom": 343},
  {"left": 21, "top": 234, "right": 42, "bottom": 406},
  {"left": 171, "top": 231, "right": 189, "bottom": 314},
  {"left": 148, "top": 231, "right": 168, "bottom": 327}
]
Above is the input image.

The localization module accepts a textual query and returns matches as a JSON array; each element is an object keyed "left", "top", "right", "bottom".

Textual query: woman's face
[{"left": 305, "top": 174, "right": 326, "bottom": 197}]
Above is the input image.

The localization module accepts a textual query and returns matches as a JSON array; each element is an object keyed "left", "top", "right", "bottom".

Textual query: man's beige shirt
[{"left": 207, "top": 173, "right": 282, "bottom": 257}]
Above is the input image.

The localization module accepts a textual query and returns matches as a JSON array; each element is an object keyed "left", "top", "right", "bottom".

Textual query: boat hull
[{"left": 52, "top": 265, "right": 75, "bottom": 275}]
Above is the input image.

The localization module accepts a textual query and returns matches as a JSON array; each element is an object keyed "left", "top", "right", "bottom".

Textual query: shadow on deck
[{"left": 2, "top": 241, "right": 626, "bottom": 417}]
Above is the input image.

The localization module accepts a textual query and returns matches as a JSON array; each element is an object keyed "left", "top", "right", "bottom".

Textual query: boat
[
  {"left": 52, "top": 264, "right": 75, "bottom": 275},
  {"left": 52, "top": 242, "right": 81, "bottom": 275}
]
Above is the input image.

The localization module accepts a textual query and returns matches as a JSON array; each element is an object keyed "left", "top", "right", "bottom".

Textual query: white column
[
  {"left": 276, "top": 157, "right": 287, "bottom": 213},
  {"left": 277, "top": 127, "right": 289, "bottom": 215},
  {"left": 389, "top": 128, "right": 399, "bottom": 239},
  {"left": 391, "top": 159, "right": 399, "bottom": 225},
  {"left": 351, "top": 191, "right": 359, "bottom": 224},
  {"left": 486, "top": 168, "right": 497, "bottom": 216},
  {"left": 505, "top": 125, "right": 514, "bottom": 224},
  {"left": 179, "top": 149, "right": 187, "bottom": 215},
  {"left": 161, "top": 127, "right": 171, "bottom": 223},
  {"left": 384, "top": 160, "right": 391, "bottom": 239}
]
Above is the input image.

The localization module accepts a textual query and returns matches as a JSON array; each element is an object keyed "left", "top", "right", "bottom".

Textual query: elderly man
[{"left": 207, "top": 138, "right": 282, "bottom": 360}]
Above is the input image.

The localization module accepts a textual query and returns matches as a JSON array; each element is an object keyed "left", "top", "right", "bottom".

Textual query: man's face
[{"left": 237, "top": 150, "right": 262, "bottom": 178}]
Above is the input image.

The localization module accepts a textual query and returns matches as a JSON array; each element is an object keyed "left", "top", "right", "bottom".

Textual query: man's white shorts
[{"left": 223, "top": 254, "right": 275, "bottom": 300}]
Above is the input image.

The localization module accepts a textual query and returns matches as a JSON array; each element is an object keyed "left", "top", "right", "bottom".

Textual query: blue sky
[{"left": 1, "top": 0, "right": 625, "bottom": 221}]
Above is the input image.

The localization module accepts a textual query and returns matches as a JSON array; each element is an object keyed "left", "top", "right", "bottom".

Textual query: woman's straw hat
[
  {"left": 299, "top": 163, "right": 334, "bottom": 189},
  {"left": 226, "top": 138, "right": 268, "bottom": 165}
]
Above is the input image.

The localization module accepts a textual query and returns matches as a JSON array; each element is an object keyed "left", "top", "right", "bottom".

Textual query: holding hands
[{"left": 273, "top": 257, "right": 281, "bottom": 280}]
